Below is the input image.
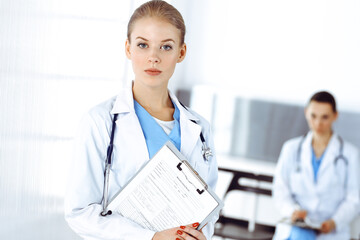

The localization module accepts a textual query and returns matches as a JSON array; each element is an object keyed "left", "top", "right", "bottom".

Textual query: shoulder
[
  {"left": 74, "top": 96, "right": 118, "bottom": 148},
  {"left": 343, "top": 139, "right": 359, "bottom": 157},
  {"left": 282, "top": 135, "right": 304, "bottom": 151},
  {"left": 84, "top": 96, "right": 117, "bottom": 129},
  {"left": 88, "top": 96, "right": 117, "bottom": 118}
]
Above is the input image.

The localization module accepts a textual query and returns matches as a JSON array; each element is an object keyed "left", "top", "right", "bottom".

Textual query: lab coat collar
[
  {"left": 109, "top": 81, "right": 201, "bottom": 161},
  {"left": 110, "top": 82, "right": 200, "bottom": 121},
  {"left": 302, "top": 131, "right": 341, "bottom": 184},
  {"left": 168, "top": 90, "right": 199, "bottom": 122},
  {"left": 301, "top": 131, "right": 316, "bottom": 183},
  {"left": 111, "top": 84, "right": 134, "bottom": 115},
  {"left": 316, "top": 132, "right": 340, "bottom": 176},
  {"left": 168, "top": 91, "right": 201, "bottom": 161}
]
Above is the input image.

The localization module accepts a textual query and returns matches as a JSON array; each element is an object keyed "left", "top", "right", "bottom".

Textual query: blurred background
[{"left": 1, "top": 0, "right": 359, "bottom": 239}]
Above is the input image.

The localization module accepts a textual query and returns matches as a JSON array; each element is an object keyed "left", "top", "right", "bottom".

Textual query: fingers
[
  {"left": 153, "top": 223, "right": 206, "bottom": 240},
  {"left": 320, "top": 222, "right": 329, "bottom": 233},
  {"left": 176, "top": 223, "right": 206, "bottom": 240},
  {"left": 320, "top": 219, "right": 335, "bottom": 234},
  {"left": 291, "top": 210, "right": 307, "bottom": 222}
]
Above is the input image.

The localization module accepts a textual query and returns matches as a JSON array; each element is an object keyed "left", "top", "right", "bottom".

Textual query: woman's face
[
  {"left": 305, "top": 101, "right": 338, "bottom": 136},
  {"left": 125, "top": 17, "right": 186, "bottom": 89}
]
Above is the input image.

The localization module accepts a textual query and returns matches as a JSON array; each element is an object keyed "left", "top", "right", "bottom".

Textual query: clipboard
[
  {"left": 107, "top": 141, "right": 224, "bottom": 232},
  {"left": 279, "top": 217, "right": 321, "bottom": 231}
]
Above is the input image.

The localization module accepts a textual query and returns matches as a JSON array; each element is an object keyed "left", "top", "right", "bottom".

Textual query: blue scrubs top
[
  {"left": 134, "top": 99, "right": 181, "bottom": 159},
  {"left": 311, "top": 147, "right": 326, "bottom": 182},
  {"left": 288, "top": 226, "right": 316, "bottom": 240}
]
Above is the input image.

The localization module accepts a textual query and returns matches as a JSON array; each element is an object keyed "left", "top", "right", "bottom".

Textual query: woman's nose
[
  {"left": 148, "top": 49, "right": 160, "bottom": 64},
  {"left": 148, "top": 57, "right": 160, "bottom": 64},
  {"left": 314, "top": 119, "right": 322, "bottom": 127}
]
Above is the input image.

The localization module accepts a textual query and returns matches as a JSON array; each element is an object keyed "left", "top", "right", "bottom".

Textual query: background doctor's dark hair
[
  {"left": 308, "top": 91, "right": 337, "bottom": 113},
  {"left": 127, "top": 0, "right": 186, "bottom": 44}
]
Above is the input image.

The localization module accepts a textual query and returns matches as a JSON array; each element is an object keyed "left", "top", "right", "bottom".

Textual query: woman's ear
[
  {"left": 333, "top": 111, "right": 339, "bottom": 121},
  {"left": 125, "top": 39, "right": 131, "bottom": 60},
  {"left": 177, "top": 43, "right": 187, "bottom": 63}
]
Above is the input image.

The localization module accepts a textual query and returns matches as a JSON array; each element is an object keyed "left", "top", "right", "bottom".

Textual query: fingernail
[
  {"left": 176, "top": 238, "right": 181, "bottom": 240},
  {"left": 192, "top": 222, "right": 199, "bottom": 227},
  {"left": 177, "top": 230, "right": 183, "bottom": 235},
  {"left": 180, "top": 226, "right": 185, "bottom": 229}
]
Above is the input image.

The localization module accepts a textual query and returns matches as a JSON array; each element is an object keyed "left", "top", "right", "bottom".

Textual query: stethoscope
[
  {"left": 295, "top": 133, "right": 348, "bottom": 173},
  {"left": 100, "top": 107, "right": 213, "bottom": 216}
]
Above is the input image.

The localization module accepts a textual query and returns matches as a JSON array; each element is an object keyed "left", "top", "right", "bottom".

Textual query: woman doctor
[
  {"left": 64, "top": 1, "right": 218, "bottom": 240},
  {"left": 272, "top": 91, "right": 359, "bottom": 240}
]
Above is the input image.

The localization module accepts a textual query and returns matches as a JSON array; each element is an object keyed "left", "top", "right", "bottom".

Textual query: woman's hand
[
  {"left": 152, "top": 222, "right": 207, "bottom": 240},
  {"left": 152, "top": 227, "right": 181, "bottom": 240},
  {"left": 320, "top": 219, "right": 336, "bottom": 234},
  {"left": 291, "top": 210, "right": 307, "bottom": 222}
]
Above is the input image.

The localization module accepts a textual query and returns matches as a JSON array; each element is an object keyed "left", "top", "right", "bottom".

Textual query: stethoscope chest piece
[
  {"left": 101, "top": 106, "right": 213, "bottom": 216},
  {"left": 202, "top": 143, "right": 213, "bottom": 162}
]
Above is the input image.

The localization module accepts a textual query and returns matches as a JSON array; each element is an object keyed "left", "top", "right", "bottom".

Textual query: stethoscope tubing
[
  {"left": 296, "top": 133, "right": 348, "bottom": 173},
  {"left": 100, "top": 106, "right": 212, "bottom": 216},
  {"left": 100, "top": 113, "right": 118, "bottom": 216}
]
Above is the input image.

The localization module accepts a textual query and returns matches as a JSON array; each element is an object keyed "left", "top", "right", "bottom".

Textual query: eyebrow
[
  {"left": 135, "top": 36, "right": 175, "bottom": 43},
  {"left": 135, "top": 37, "right": 148, "bottom": 41},
  {"left": 161, "top": 38, "right": 175, "bottom": 43}
]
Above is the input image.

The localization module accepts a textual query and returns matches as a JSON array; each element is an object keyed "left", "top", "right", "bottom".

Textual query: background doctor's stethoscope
[{"left": 295, "top": 134, "right": 348, "bottom": 182}]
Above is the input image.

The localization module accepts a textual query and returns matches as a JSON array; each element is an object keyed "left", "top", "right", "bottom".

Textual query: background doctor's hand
[
  {"left": 152, "top": 222, "right": 207, "bottom": 240},
  {"left": 320, "top": 219, "right": 336, "bottom": 234},
  {"left": 291, "top": 210, "right": 307, "bottom": 222}
]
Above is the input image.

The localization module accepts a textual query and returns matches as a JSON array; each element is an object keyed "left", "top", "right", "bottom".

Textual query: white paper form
[{"left": 107, "top": 142, "right": 222, "bottom": 232}]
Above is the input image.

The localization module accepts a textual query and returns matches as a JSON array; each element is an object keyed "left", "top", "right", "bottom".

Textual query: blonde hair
[{"left": 127, "top": 0, "right": 186, "bottom": 44}]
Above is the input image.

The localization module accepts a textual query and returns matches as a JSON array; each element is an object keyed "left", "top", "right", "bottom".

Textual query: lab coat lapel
[
  {"left": 316, "top": 134, "right": 339, "bottom": 179},
  {"left": 301, "top": 132, "right": 315, "bottom": 185},
  {"left": 180, "top": 114, "right": 201, "bottom": 162},
  {"left": 111, "top": 86, "right": 149, "bottom": 172},
  {"left": 169, "top": 91, "right": 201, "bottom": 163},
  {"left": 118, "top": 113, "right": 148, "bottom": 165},
  {"left": 111, "top": 86, "right": 134, "bottom": 115}
]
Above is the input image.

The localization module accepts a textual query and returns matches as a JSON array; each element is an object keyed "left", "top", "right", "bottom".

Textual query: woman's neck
[
  {"left": 312, "top": 131, "right": 332, "bottom": 144},
  {"left": 312, "top": 131, "right": 332, "bottom": 157},
  {"left": 132, "top": 81, "right": 174, "bottom": 121}
]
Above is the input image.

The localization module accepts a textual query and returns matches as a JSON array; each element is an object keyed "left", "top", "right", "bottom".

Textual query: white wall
[
  {"left": 0, "top": 0, "right": 141, "bottom": 239},
  {"left": 175, "top": 0, "right": 360, "bottom": 113}
]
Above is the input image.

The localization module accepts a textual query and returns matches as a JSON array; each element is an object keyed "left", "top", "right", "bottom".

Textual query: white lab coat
[
  {"left": 272, "top": 131, "right": 360, "bottom": 240},
  {"left": 64, "top": 84, "right": 219, "bottom": 240}
]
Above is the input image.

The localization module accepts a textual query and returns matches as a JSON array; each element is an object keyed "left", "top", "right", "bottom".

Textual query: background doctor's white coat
[{"left": 1, "top": 0, "right": 359, "bottom": 239}]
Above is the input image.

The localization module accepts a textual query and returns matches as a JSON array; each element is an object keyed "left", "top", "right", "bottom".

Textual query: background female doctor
[
  {"left": 272, "top": 91, "right": 359, "bottom": 240},
  {"left": 64, "top": 1, "right": 218, "bottom": 240}
]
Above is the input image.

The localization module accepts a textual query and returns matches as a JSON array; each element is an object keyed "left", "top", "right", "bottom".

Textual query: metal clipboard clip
[{"left": 177, "top": 161, "right": 208, "bottom": 195}]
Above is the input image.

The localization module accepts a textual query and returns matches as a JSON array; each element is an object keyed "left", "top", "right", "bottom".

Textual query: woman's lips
[{"left": 145, "top": 68, "right": 162, "bottom": 76}]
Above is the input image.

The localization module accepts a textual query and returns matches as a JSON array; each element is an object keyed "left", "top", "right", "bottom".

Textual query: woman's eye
[
  {"left": 137, "top": 43, "right": 148, "bottom": 49},
  {"left": 161, "top": 45, "right": 173, "bottom": 51}
]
